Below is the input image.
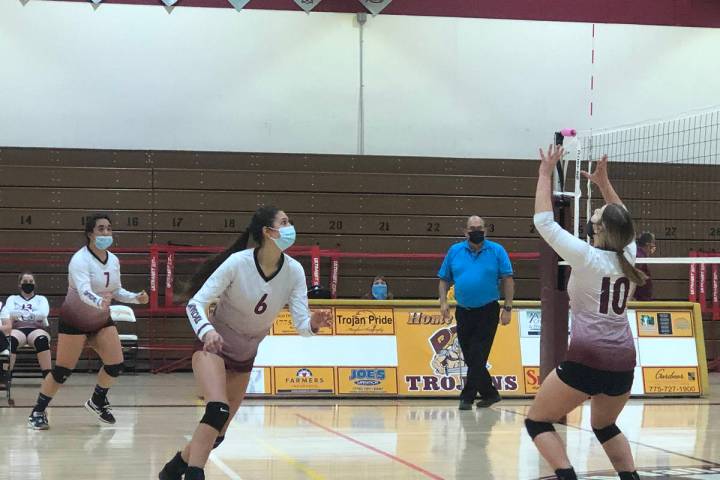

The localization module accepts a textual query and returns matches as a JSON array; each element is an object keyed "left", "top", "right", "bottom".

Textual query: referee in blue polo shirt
[{"left": 438, "top": 215, "right": 514, "bottom": 410}]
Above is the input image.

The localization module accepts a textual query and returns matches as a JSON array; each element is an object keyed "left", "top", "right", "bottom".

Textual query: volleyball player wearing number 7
[
  {"left": 159, "top": 206, "right": 333, "bottom": 480},
  {"left": 28, "top": 214, "right": 149, "bottom": 430},
  {"left": 525, "top": 146, "right": 647, "bottom": 480}
]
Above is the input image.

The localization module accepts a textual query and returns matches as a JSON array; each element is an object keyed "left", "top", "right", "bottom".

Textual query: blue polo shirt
[{"left": 438, "top": 239, "right": 513, "bottom": 308}]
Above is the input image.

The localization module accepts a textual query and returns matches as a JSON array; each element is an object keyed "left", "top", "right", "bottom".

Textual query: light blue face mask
[
  {"left": 372, "top": 283, "right": 388, "bottom": 300},
  {"left": 271, "top": 226, "right": 296, "bottom": 251},
  {"left": 94, "top": 235, "right": 113, "bottom": 250}
]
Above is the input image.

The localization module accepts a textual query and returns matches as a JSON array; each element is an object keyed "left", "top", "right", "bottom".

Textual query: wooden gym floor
[{"left": 1, "top": 373, "right": 719, "bottom": 480}]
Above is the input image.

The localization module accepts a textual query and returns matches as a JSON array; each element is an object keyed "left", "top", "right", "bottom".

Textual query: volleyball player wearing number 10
[
  {"left": 525, "top": 146, "right": 647, "bottom": 480},
  {"left": 159, "top": 206, "right": 333, "bottom": 480}
]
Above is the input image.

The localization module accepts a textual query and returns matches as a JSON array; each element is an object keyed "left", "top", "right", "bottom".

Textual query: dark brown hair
[{"left": 184, "top": 205, "right": 280, "bottom": 299}]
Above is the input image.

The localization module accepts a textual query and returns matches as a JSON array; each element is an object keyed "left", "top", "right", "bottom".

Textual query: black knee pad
[
  {"left": 593, "top": 423, "right": 621, "bottom": 444},
  {"left": 33, "top": 336, "right": 50, "bottom": 353},
  {"left": 103, "top": 363, "right": 123, "bottom": 378},
  {"left": 9, "top": 336, "right": 19, "bottom": 354},
  {"left": 51, "top": 366, "right": 73, "bottom": 384},
  {"left": 525, "top": 418, "right": 556, "bottom": 439},
  {"left": 41, "top": 369, "right": 51, "bottom": 378},
  {"left": 200, "top": 402, "right": 230, "bottom": 432},
  {"left": 213, "top": 435, "right": 225, "bottom": 449}
]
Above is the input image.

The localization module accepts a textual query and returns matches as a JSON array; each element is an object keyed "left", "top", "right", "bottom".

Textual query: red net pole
[
  {"left": 689, "top": 250, "right": 697, "bottom": 303},
  {"left": 712, "top": 254, "right": 719, "bottom": 321},
  {"left": 699, "top": 252, "right": 707, "bottom": 315},
  {"left": 150, "top": 245, "right": 160, "bottom": 311},
  {"left": 330, "top": 255, "right": 339, "bottom": 299},
  {"left": 311, "top": 245, "right": 321, "bottom": 287},
  {"left": 165, "top": 250, "right": 175, "bottom": 308}
]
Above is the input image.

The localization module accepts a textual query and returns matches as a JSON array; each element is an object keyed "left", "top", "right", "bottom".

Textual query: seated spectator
[
  {"left": 633, "top": 232, "right": 655, "bottom": 300},
  {"left": 363, "top": 276, "right": 394, "bottom": 300},
  {"left": 0, "top": 272, "right": 52, "bottom": 378}
]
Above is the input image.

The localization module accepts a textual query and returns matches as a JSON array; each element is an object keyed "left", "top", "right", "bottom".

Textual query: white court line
[{"left": 184, "top": 435, "right": 244, "bottom": 480}]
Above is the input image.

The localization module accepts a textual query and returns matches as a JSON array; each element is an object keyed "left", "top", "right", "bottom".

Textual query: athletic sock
[
  {"left": 555, "top": 467, "right": 578, "bottom": 480},
  {"left": 33, "top": 393, "right": 53, "bottom": 413},
  {"left": 91, "top": 385, "right": 110, "bottom": 406}
]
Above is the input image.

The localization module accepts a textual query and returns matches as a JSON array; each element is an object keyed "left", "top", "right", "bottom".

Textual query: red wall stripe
[{"left": 54, "top": 0, "right": 720, "bottom": 28}]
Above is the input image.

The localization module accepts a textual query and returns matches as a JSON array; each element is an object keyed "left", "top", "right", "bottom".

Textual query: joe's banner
[{"left": 245, "top": 300, "right": 707, "bottom": 397}]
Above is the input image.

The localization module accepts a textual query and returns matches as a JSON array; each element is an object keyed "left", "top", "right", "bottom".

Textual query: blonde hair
[{"left": 600, "top": 204, "right": 647, "bottom": 286}]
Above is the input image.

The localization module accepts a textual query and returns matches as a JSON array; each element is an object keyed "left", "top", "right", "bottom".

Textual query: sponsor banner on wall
[
  {"left": 337, "top": 367, "right": 398, "bottom": 394},
  {"left": 256, "top": 304, "right": 701, "bottom": 397},
  {"left": 519, "top": 309, "right": 542, "bottom": 337},
  {"left": 246, "top": 367, "right": 272, "bottom": 395},
  {"left": 334, "top": 308, "right": 395, "bottom": 335},
  {"left": 272, "top": 309, "right": 333, "bottom": 335},
  {"left": 274, "top": 367, "right": 335, "bottom": 394},
  {"left": 642, "top": 366, "right": 700, "bottom": 394},
  {"left": 636, "top": 310, "right": 694, "bottom": 337},
  {"left": 523, "top": 367, "right": 541, "bottom": 395},
  {"left": 394, "top": 308, "right": 524, "bottom": 396}
]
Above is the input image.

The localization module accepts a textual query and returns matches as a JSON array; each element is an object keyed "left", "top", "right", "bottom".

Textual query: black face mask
[
  {"left": 468, "top": 230, "right": 485, "bottom": 244},
  {"left": 21, "top": 283, "right": 35, "bottom": 294},
  {"left": 586, "top": 220, "right": 595, "bottom": 241}
]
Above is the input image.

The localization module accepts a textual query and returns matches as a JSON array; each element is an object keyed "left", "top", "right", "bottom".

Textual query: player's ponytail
[
  {"left": 182, "top": 206, "right": 280, "bottom": 300},
  {"left": 601, "top": 204, "right": 648, "bottom": 287}
]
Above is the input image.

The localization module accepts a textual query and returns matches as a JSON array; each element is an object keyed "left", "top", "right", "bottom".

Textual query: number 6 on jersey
[{"left": 254, "top": 293, "right": 268, "bottom": 315}]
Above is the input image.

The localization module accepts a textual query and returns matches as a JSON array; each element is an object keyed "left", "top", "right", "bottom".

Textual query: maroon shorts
[
  {"left": 58, "top": 319, "right": 115, "bottom": 336},
  {"left": 193, "top": 342, "right": 255, "bottom": 373}
]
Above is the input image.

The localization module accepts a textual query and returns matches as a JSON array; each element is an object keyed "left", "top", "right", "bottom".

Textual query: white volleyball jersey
[
  {"left": 60, "top": 246, "right": 140, "bottom": 332},
  {"left": 534, "top": 211, "right": 637, "bottom": 371},
  {"left": 187, "top": 248, "right": 313, "bottom": 363},
  {"left": 0, "top": 294, "right": 50, "bottom": 329}
]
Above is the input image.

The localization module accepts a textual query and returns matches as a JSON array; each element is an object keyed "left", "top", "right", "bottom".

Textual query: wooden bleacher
[{"left": 1, "top": 147, "right": 718, "bottom": 368}]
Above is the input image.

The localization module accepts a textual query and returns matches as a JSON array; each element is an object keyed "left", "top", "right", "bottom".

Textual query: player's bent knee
[
  {"left": 51, "top": 366, "right": 73, "bottom": 384},
  {"left": 103, "top": 363, "right": 123, "bottom": 378},
  {"left": 33, "top": 335, "right": 50, "bottom": 353},
  {"left": 200, "top": 402, "right": 230, "bottom": 432},
  {"left": 525, "top": 418, "right": 556, "bottom": 439},
  {"left": 592, "top": 423, "right": 621, "bottom": 444},
  {"left": 213, "top": 435, "right": 225, "bottom": 449}
]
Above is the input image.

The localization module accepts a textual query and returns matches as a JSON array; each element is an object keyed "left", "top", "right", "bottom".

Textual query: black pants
[{"left": 456, "top": 302, "right": 500, "bottom": 401}]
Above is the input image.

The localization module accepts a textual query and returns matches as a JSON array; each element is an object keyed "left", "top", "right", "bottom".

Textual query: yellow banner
[
  {"left": 272, "top": 309, "right": 333, "bottom": 335},
  {"left": 337, "top": 367, "right": 398, "bottom": 394},
  {"left": 636, "top": 310, "right": 694, "bottom": 337},
  {"left": 247, "top": 367, "right": 273, "bottom": 395},
  {"left": 273, "top": 367, "right": 336, "bottom": 394},
  {"left": 523, "top": 367, "right": 541, "bottom": 395},
  {"left": 394, "top": 308, "right": 524, "bottom": 396},
  {"left": 334, "top": 308, "right": 395, "bottom": 335},
  {"left": 642, "top": 367, "right": 700, "bottom": 394}
]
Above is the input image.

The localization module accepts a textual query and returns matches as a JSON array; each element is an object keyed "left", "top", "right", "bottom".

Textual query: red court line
[{"left": 295, "top": 413, "right": 446, "bottom": 480}]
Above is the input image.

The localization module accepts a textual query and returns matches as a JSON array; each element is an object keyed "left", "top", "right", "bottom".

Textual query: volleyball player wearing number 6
[
  {"left": 28, "top": 214, "right": 149, "bottom": 430},
  {"left": 159, "top": 206, "right": 333, "bottom": 480},
  {"left": 525, "top": 146, "right": 647, "bottom": 480}
]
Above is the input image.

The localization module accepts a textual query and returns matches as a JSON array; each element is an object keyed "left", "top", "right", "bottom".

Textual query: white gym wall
[{"left": 1, "top": 1, "right": 719, "bottom": 158}]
